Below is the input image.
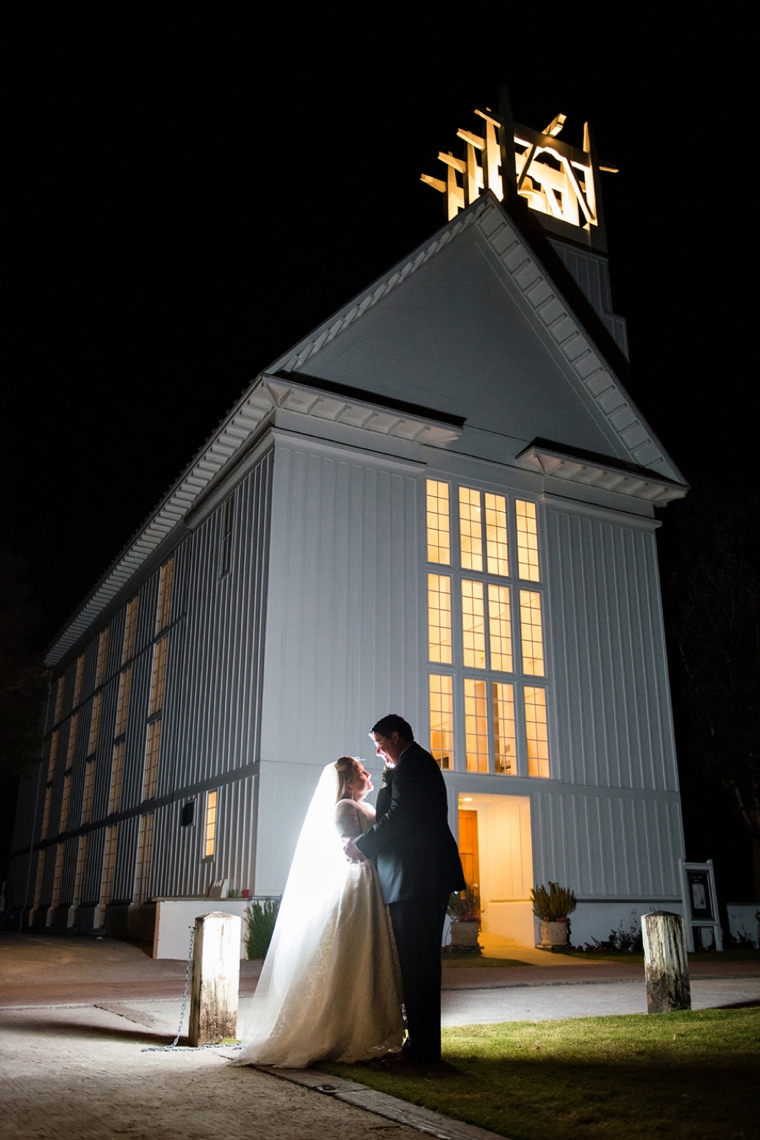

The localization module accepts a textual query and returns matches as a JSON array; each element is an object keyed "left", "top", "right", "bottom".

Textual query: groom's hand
[{"left": 344, "top": 838, "right": 367, "bottom": 863}]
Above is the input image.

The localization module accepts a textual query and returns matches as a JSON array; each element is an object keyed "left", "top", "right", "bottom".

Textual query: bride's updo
[{"left": 335, "top": 755, "right": 360, "bottom": 802}]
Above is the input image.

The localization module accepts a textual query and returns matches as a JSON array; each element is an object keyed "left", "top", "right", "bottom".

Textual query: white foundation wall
[{"left": 567, "top": 900, "right": 685, "bottom": 949}]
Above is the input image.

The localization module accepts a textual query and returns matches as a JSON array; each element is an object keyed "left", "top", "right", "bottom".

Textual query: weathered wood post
[
  {"left": 642, "top": 910, "right": 691, "bottom": 1014},
  {"left": 188, "top": 911, "right": 241, "bottom": 1046}
]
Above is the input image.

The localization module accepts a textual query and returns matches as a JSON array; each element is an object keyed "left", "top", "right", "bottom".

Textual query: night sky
[{"left": 2, "top": 12, "right": 750, "bottom": 883}]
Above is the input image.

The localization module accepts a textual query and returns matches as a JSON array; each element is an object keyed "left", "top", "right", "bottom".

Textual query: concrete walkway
[{"left": 1, "top": 933, "right": 758, "bottom": 1140}]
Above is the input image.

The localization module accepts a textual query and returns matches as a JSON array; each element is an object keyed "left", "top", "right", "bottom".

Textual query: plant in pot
[
  {"left": 447, "top": 886, "right": 483, "bottom": 952},
  {"left": 530, "top": 882, "right": 577, "bottom": 951}
]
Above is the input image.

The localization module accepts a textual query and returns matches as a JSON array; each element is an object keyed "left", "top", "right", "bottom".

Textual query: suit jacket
[{"left": 354, "top": 741, "right": 466, "bottom": 904}]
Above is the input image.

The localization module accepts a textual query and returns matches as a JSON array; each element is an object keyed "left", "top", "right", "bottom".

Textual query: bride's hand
[{"left": 343, "top": 838, "right": 367, "bottom": 863}]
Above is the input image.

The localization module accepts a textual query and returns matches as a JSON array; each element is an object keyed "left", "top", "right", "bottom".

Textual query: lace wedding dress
[{"left": 237, "top": 764, "right": 404, "bottom": 1068}]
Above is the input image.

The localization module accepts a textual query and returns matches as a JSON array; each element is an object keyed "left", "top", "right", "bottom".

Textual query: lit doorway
[{"left": 458, "top": 793, "right": 534, "bottom": 945}]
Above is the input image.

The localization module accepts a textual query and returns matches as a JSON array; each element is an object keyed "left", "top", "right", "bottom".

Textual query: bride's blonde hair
[{"left": 335, "top": 755, "right": 360, "bottom": 801}]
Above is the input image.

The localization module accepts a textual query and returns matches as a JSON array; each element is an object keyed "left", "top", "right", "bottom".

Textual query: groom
[{"left": 344, "top": 714, "right": 465, "bottom": 1064}]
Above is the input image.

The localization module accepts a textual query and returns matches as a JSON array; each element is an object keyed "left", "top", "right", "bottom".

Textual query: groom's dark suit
[{"left": 354, "top": 741, "right": 465, "bottom": 1062}]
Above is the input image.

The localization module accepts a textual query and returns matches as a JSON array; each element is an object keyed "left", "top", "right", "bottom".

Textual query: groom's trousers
[{"left": 388, "top": 890, "right": 450, "bottom": 1063}]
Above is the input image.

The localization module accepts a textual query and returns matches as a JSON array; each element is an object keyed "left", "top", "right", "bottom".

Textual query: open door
[{"left": 457, "top": 793, "right": 534, "bottom": 944}]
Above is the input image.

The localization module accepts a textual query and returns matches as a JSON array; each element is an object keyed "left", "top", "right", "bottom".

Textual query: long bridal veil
[{"left": 237, "top": 761, "right": 404, "bottom": 1067}]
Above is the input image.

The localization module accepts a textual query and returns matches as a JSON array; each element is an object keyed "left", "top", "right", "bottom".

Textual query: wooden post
[
  {"left": 642, "top": 910, "right": 691, "bottom": 1014},
  {"left": 188, "top": 911, "right": 241, "bottom": 1046}
]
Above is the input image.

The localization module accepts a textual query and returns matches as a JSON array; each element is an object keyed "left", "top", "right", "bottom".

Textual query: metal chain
[{"left": 141, "top": 923, "right": 242, "bottom": 1053}]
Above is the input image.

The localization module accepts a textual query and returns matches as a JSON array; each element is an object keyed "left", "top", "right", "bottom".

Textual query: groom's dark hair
[{"left": 371, "top": 714, "right": 414, "bottom": 741}]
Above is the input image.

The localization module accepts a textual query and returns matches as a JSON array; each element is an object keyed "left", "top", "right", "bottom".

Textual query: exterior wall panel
[{"left": 547, "top": 508, "right": 679, "bottom": 794}]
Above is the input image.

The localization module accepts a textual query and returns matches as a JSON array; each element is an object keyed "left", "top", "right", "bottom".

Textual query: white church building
[{"left": 11, "top": 103, "right": 689, "bottom": 948}]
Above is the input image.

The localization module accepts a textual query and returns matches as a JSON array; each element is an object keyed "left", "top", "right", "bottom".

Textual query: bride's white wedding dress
[{"left": 237, "top": 764, "right": 404, "bottom": 1068}]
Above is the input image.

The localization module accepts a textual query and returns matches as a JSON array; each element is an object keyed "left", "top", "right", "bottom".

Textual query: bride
[{"left": 237, "top": 756, "right": 404, "bottom": 1068}]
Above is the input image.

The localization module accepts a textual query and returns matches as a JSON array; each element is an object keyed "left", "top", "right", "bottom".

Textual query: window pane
[
  {"left": 461, "top": 580, "right": 486, "bottom": 669},
  {"left": 87, "top": 693, "right": 102, "bottom": 757},
  {"left": 205, "top": 790, "right": 218, "bottom": 857},
  {"left": 123, "top": 596, "right": 139, "bottom": 663},
  {"left": 429, "top": 674, "right": 453, "bottom": 769},
  {"left": 149, "top": 638, "right": 169, "bottom": 717},
  {"left": 426, "top": 480, "right": 450, "bottom": 565},
  {"left": 109, "top": 741, "right": 126, "bottom": 814},
  {"left": 488, "top": 584, "right": 513, "bottom": 673},
  {"left": 115, "top": 667, "right": 132, "bottom": 737},
  {"left": 458, "top": 487, "right": 483, "bottom": 571},
  {"left": 524, "top": 687, "right": 550, "bottom": 777},
  {"left": 519, "top": 590, "right": 545, "bottom": 676},
  {"left": 156, "top": 557, "right": 175, "bottom": 633},
  {"left": 485, "top": 493, "right": 509, "bottom": 576},
  {"left": 95, "top": 627, "right": 110, "bottom": 688},
  {"left": 516, "top": 500, "right": 540, "bottom": 581},
  {"left": 81, "top": 759, "right": 96, "bottom": 824},
  {"left": 492, "top": 682, "right": 516, "bottom": 774},
  {"left": 464, "top": 678, "right": 489, "bottom": 773},
  {"left": 134, "top": 813, "right": 155, "bottom": 904},
  {"left": 73, "top": 655, "right": 85, "bottom": 706},
  {"left": 143, "top": 719, "right": 162, "bottom": 800},
  {"left": 427, "top": 574, "right": 452, "bottom": 663}
]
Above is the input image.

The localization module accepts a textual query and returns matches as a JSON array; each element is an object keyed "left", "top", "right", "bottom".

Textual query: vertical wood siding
[
  {"left": 547, "top": 509, "right": 679, "bottom": 793},
  {"left": 260, "top": 443, "right": 423, "bottom": 766}
]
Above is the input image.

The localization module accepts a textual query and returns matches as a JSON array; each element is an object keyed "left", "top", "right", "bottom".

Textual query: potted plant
[
  {"left": 530, "top": 882, "right": 577, "bottom": 951},
  {"left": 447, "top": 886, "right": 483, "bottom": 951}
]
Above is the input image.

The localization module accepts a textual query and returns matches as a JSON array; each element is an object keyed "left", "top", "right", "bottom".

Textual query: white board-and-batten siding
[{"left": 11, "top": 450, "right": 273, "bottom": 914}]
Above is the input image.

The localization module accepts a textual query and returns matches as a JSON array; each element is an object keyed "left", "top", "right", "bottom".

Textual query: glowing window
[
  {"left": 95, "top": 627, "right": 110, "bottom": 689},
  {"left": 458, "top": 487, "right": 483, "bottom": 571},
  {"left": 123, "top": 596, "right": 139, "bottom": 664},
  {"left": 41, "top": 785, "right": 54, "bottom": 841},
  {"left": 519, "top": 591, "right": 545, "bottom": 676},
  {"left": 148, "top": 638, "right": 168, "bottom": 717},
  {"left": 429, "top": 674, "right": 454, "bottom": 769},
  {"left": 134, "top": 813, "right": 155, "bottom": 904},
  {"left": 73, "top": 834, "right": 89, "bottom": 907},
  {"left": 488, "top": 584, "right": 513, "bottom": 673},
  {"left": 59, "top": 770, "right": 72, "bottom": 832},
  {"left": 205, "top": 790, "right": 218, "bottom": 857},
  {"left": 87, "top": 693, "right": 103, "bottom": 758},
  {"left": 516, "top": 500, "right": 540, "bottom": 581},
  {"left": 73, "top": 655, "right": 85, "bottom": 707},
  {"left": 492, "top": 682, "right": 516, "bottom": 774},
  {"left": 32, "top": 849, "right": 47, "bottom": 923},
  {"left": 96, "top": 825, "right": 118, "bottom": 926},
  {"left": 65, "top": 713, "right": 79, "bottom": 768},
  {"left": 47, "top": 730, "right": 60, "bottom": 781},
  {"left": 461, "top": 580, "right": 486, "bottom": 669},
  {"left": 81, "top": 758, "right": 96, "bottom": 824},
  {"left": 464, "top": 678, "right": 489, "bottom": 773},
  {"left": 524, "top": 687, "right": 550, "bottom": 777},
  {"left": 485, "top": 493, "right": 509, "bottom": 576},
  {"left": 115, "top": 667, "right": 132, "bottom": 738},
  {"left": 156, "top": 557, "right": 175, "bottom": 634},
  {"left": 53, "top": 676, "right": 65, "bottom": 724},
  {"left": 109, "top": 741, "right": 126, "bottom": 814},
  {"left": 143, "top": 719, "right": 162, "bottom": 800},
  {"left": 428, "top": 574, "right": 452, "bottom": 663},
  {"left": 426, "top": 480, "right": 451, "bottom": 565},
  {"left": 50, "top": 843, "right": 65, "bottom": 913}
]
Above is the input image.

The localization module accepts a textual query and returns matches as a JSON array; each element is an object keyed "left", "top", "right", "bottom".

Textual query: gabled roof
[
  {"left": 46, "top": 192, "right": 687, "bottom": 668},
  {"left": 269, "top": 192, "right": 686, "bottom": 485}
]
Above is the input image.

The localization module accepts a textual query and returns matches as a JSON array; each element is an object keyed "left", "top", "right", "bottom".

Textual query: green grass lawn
[
  {"left": 320, "top": 1008, "right": 760, "bottom": 1140},
  {"left": 442, "top": 951, "right": 532, "bottom": 968}
]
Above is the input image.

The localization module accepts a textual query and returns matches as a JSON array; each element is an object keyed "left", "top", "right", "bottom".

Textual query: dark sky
[{"left": 3, "top": 9, "right": 748, "bottom": 651}]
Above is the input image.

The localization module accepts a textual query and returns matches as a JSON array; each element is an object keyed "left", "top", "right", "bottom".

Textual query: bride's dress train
[{"left": 237, "top": 769, "right": 404, "bottom": 1068}]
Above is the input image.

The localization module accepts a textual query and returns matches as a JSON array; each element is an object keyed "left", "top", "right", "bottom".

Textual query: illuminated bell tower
[{"left": 422, "top": 90, "right": 627, "bottom": 358}]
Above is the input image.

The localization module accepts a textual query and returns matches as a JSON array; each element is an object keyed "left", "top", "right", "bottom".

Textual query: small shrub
[
  {"left": 583, "top": 911, "right": 643, "bottom": 953},
  {"left": 447, "top": 886, "right": 482, "bottom": 922},
  {"left": 530, "top": 881, "right": 576, "bottom": 921},
  {"left": 731, "top": 926, "right": 757, "bottom": 949},
  {"left": 245, "top": 897, "right": 280, "bottom": 959}
]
